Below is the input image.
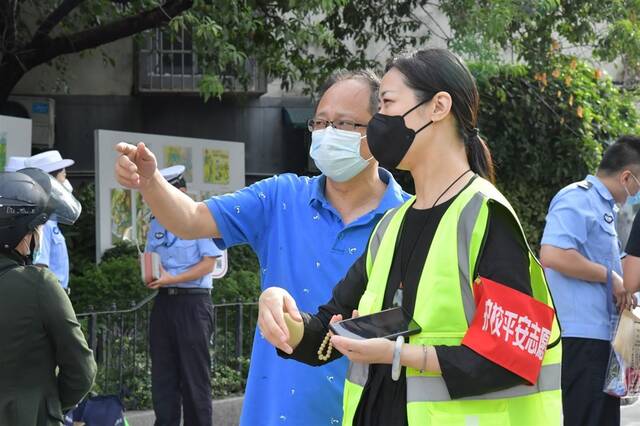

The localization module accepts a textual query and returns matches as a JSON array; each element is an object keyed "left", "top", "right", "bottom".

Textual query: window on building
[{"left": 137, "top": 28, "right": 266, "bottom": 94}]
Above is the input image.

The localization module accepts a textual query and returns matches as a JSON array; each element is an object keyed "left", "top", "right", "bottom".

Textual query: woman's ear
[{"left": 429, "top": 91, "right": 453, "bottom": 122}]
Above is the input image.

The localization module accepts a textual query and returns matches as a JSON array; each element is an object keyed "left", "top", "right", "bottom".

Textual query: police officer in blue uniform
[
  {"left": 23, "top": 150, "right": 76, "bottom": 292},
  {"left": 145, "top": 165, "right": 222, "bottom": 426},
  {"left": 540, "top": 136, "right": 640, "bottom": 426}
]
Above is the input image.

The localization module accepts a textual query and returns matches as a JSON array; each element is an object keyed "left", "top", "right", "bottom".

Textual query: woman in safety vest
[{"left": 258, "top": 48, "right": 562, "bottom": 426}]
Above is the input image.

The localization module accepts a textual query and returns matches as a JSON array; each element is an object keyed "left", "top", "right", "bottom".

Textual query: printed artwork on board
[
  {"left": 204, "top": 149, "right": 230, "bottom": 185},
  {"left": 164, "top": 145, "right": 193, "bottom": 182},
  {"left": 111, "top": 188, "right": 132, "bottom": 243},
  {"left": 135, "top": 192, "right": 152, "bottom": 245}
]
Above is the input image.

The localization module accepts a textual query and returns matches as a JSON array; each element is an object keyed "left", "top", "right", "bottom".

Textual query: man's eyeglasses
[{"left": 307, "top": 118, "right": 368, "bottom": 133}]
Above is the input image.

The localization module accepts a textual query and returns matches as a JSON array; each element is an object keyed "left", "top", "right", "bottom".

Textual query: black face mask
[{"left": 366, "top": 99, "right": 433, "bottom": 170}]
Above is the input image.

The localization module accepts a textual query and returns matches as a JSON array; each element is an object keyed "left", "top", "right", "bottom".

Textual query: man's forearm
[
  {"left": 623, "top": 255, "right": 640, "bottom": 293},
  {"left": 142, "top": 171, "right": 219, "bottom": 239},
  {"left": 540, "top": 245, "right": 607, "bottom": 283}
]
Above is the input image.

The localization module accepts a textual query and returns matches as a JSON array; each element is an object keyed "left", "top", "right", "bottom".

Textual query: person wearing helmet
[
  {"left": 0, "top": 169, "right": 96, "bottom": 426},
  {"left": 24, "top": 150, "right": 76, "bottom": 292}
]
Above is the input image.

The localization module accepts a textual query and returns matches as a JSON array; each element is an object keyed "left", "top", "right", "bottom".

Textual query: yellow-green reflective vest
[{"left": 342, "top": 176, "right": 562, "bottom": 426}]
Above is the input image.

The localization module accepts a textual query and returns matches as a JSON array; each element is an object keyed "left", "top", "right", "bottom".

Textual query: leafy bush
[
  {"left": 69, "top": 241, "right": 149, "bottom": 313},
  {"left": 61, "top": 183, "right": 98, "bottom": 276},
  {"left": 473, "top": 58, "right": 640, "bottom": 248}
]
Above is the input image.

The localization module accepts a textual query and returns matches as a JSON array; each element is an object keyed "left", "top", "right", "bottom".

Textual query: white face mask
[{"left": 310, "top": 127, "right": 372, "bottom": 182}]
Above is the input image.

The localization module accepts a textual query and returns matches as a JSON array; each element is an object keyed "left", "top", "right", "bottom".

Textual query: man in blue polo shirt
[
  {"left": 540, "top": 136, "right": 640, "bottom": 426},
  {"left": 114, "top": 70, "right": 409, "bottom": 426}
]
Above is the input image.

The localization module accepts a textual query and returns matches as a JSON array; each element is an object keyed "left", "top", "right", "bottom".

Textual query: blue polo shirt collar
[
  {"left": 586, "top": 174, "right": 615, "bottom": 207},
  {"left": 309, "top": 168, "right": 405, "bottom": 216}
]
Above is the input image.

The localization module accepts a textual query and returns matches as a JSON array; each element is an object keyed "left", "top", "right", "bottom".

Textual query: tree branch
[
  {"left": 32, "top": 0, "right": 85, "bottom": 43},
  {"left": 0, "top": 0, "right": 18, "bottom": 52},
  {"left": 23, "top": 0, "right": 193, "bottom": 68}
]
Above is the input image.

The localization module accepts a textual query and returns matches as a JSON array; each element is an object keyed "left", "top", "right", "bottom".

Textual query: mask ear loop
[
  {"left": 402, "top": 98, "right": 434, "bottom": 135},
  {"left": 413, "top": 120, "right": 434, "bottom": 135},
  {"left": 359, "top": 134, "right": 374, "bottom": 162},
  {"left": 401, "top": 98, "right": 431, "bottom": 118}
]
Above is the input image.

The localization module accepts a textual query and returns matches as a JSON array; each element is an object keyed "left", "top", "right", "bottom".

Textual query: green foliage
[
  {"left": 8, "top": 1, "right": 640, "bottom": 101},
  {"left": 70, "top": 241, "right": 149, "bottom": 313},
  {"left": 443, "top": 0, "right": 640, "bottom": 80},
  {"left": 211, "top": 357, "right": 250, "bottom": 398},
  {"left": 60, "top": 183, "right": 97, "bottom": 275},
  {"left": 6, "top": 0, "right": 427, "bottom": 100},
  {"left": 213, "top": 245, "right": 261, "bottom": 303},
  {"left": 471, "top": 58, "right": 640, "bottom": 248}
]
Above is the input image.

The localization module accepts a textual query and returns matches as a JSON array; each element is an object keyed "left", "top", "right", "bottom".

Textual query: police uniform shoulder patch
[
  {"left": 576, "top": 180, "right": 593, "bottom": 190},
  {"left": 155, "top": 232, "right": 165, "bottom": 239}
]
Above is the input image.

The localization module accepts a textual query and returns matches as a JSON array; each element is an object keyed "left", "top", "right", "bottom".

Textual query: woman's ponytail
[{"left": 465, "top": 129, "right": 495, "bottom": 183}]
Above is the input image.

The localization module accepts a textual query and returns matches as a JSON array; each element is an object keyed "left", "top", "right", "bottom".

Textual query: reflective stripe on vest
[
  {"left": 406, "top": 363, "right": 561, "bottom": 402},
  {"left": 366, "top": 206, "right": 400, "bottom": 277}
]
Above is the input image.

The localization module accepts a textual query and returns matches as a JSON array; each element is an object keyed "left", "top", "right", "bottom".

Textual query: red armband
[{"left": 461, "top": 276, "right": 555, "bottom": 384}]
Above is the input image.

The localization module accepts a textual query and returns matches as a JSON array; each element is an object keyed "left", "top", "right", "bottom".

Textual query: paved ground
[
  {"left": 128, "top": 396, "right": 640, "bottom": 425},
  {"left": 127, "top": 396, "right": 243, "bottom": 426},
  {"left": 623, "top": 400, "right": 640, "bottom": 426}
]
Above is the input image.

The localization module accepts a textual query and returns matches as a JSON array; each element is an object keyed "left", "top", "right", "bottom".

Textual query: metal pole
[
  {"left": 118, "top": 313, "right": 125, "bottom": 396},
  {"left": 236, "top": 302, "right": 243, "bottom": 372}
]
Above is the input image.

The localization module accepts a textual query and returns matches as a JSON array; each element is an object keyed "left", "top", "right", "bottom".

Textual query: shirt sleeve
[
  {"left": 278, "top": 253, "right": 368, "bottom": 366},
  {"left": 37, "top": 268, "right": 97, "bottom": 410},
  {"left": 541, "top": 189, "right": 590, "bottom": 250},
  {"left": 435, "top": 203, "right": 533, "bottom": 399},
  {"left": 204, "top": 176, "right": 279, "bottom": 250},
  {"left": 33, "top": 222, "right": 52, "bottom": 267},
  {"left": 625, "top": 212, "right": 640, "bottom": 257},
  {"left": 197, "top": 238, "right": 223, "bottom": 258}
]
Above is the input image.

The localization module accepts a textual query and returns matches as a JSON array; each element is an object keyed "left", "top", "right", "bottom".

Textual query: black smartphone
[{"left": 328, "top": 306, "right": 421, "bottom": 340}]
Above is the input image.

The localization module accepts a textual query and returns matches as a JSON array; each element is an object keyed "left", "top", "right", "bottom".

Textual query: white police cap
[
  {"left": 4, "top": 156, "right": 28, "bottom": 172},
  {"left": 160, "top": 165, "right": 186, "bottom": 184},
  {"left": 24, "top": 150, "right": 74, "bottom": 173}
]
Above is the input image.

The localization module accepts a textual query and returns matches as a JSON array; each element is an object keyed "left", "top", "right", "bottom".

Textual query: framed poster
[{"left": 0, "top": 115, "right": 32, "bottom": 170}]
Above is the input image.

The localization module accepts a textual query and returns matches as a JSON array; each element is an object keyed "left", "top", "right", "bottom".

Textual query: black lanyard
[{"left": 393, "top": 170, "right": 473, "bottom": 307}]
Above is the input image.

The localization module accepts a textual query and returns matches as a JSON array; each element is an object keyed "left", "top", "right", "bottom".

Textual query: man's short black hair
[{"left": 599, "top": 135, "right": 640, "bottom": 175}]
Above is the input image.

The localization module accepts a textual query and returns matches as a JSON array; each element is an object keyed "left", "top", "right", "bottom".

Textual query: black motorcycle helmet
[{"left": 0, "top": 168, "right": 81, "bottom": 250}]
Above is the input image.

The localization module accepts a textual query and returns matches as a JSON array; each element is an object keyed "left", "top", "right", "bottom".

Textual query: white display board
[
  {"left": 0, "top": 115, "right": 32, "bottom": 170},
  {"left": 94, "top": 130, "right": 245, "bottom": 277}
]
